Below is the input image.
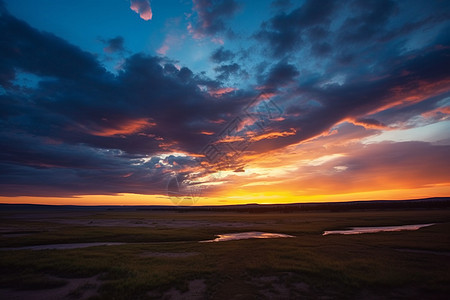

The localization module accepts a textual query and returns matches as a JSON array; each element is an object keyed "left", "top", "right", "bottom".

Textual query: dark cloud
[
  {"left": 0, "top": 0, "right": 6, "bottom": 14},
  {"left": 260, "top": 61, "right": 299, "bottom": 90},
  {"left": 0, "top": 132, "right": 174, "bottom": 196},
  {"left": 0, "top": 10, "right": 254, "bottom": 196},
  {"left": 250, "top": 44, "right": 450, "bottom": 153},
  {"left": 214, "top": 63, "right": 240, "bottom": 81},
  {"left": 102, "top": 36, "right": 126, "bottom": 54},
  {"left": 0, "top": 14, "right": 106, "bottom": 86},
  {"left": 255, "top": 0, "right": 335, "bottom": 57},
  {"left": 338, "top": 0, "right": 398, "bottom": 43},
  {"left": 310, "top": 42, "right": 331, "bottom": 57},
  {"left": 211, "top": 47, "right": 235, "bottom": 63},
  {"left": 190, "top": 0, "right": 240, "bottom": 38}
]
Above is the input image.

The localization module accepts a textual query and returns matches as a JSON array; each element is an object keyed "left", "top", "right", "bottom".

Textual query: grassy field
[{"left": 0, "top": 208, "right": 449, "bottom": 299}]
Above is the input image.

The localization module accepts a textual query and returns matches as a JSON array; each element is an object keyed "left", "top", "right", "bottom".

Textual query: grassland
[{"left": 0, "top": 207, "right": 449, "bottom": 299}]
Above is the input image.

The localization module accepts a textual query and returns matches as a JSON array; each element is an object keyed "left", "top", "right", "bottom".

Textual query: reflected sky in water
[
  {"left": 323, "top": 223, "right": 435, "bottom": 236},
  {"left": 201, "top": 231, "right": 294, "bottom": 242}
]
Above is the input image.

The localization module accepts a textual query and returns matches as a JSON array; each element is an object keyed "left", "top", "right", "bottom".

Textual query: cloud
[
  {"left": 1, "top": 1, "right": 450, "bottom": 200},
  {"left": 262, "top": 61, "right": 299, "bottom": 90},
  {"left": 0, "top": 0, "right": 6, "bottom": 15},
  {"left": 0, "top": 132, "right": 172, "bottom": 197},
  {"left": 338, "top": 0, "right": 398, "bottom": 43},
  {"left": 308, "top": 141, "right": 450, "bottom": 193},
  {"left": 214, "top": 63, "right": 240, "bottom": 81},
  {"left": 0, "top": 14, "right": 105, "bottom": 87},
  {"left": 208, "top": 87, "right": 237, "bottom": 97},
  {"left": 211, "top": 47, "right": 235, "bottom": 63},
  {"left": 130, "top": 0, "right": 152, "bottom": 21},
  {"left": 248, "top": 43, "right": 450, "bottom": 154},
  {"left": 102, "top": 36, "right": 126, "bottom": 53},
  {"left": 255, "top": 0, "right": 336, "bottom": 57},
  {"left": 0, "top": 11, "right": 252, "bottom": 196},
  {"left": 189, "top": 0, "right": 240, "bottom": 39},
  {"left": 349, "top": 118, "right": 387, "bottom": 130},
  {"left": 250, "top": 128, "right": 296, "bottom": 142},
  {"left": 87, "top": 118, "right": 156, "bottom": 137}
]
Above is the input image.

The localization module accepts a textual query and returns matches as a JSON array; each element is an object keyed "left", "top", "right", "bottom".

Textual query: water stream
[
  {"left": 201, "top": 231, "right": 294, "bottom": 242},
  {"left": 323, "top": 223, "right": 435, "bottom": 235}
]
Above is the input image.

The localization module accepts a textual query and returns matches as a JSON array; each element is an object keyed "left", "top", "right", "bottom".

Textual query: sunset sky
[{"left": 1, "top": 0, "right": 449, "bottom": 206}]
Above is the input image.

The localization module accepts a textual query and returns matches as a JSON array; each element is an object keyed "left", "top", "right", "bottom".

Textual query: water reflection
[
  {"left": 323, "top": 223, "right": 435, "bottom": 236},
  {"left": 201, "top": 231, "right": 294, "bottom": 242}
]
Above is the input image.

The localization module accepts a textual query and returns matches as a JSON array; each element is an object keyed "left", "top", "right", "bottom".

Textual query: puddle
[
  {"left": 0, "top": 242, "right": 125, "bottom": 251},
  {"left": 323, "top": 223, "right": 435, "bottom": 235},
  {"left": 201, "top": 231, "right": 294, "bottom": 242}
]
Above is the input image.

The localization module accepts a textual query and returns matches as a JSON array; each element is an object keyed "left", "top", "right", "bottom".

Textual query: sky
[{"left": 0, "top": 0, "right": 449, "bottom": 206}]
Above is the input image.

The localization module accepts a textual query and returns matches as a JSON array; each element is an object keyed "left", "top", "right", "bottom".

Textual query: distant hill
[{"left": 1, "top": 197, "right": 449, "bottom": 213}]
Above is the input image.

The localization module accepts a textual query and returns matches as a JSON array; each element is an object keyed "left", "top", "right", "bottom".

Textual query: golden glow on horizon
[{"left": 1, "top": 184, "right": 449, "bottom": 206}]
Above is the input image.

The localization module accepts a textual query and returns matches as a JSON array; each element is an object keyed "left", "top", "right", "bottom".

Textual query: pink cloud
[
  {"left": 87, "top": 118, "right": 156, "bottom": 137},
  {"left": 187, "top": 22, "right": 204, "bottom": 40},
  {"left": 157, "top": 34, "right": 183, "bottom": 56},
  {"left": 211, "top": 37, "right": 224, "bottom": 45},
  {"left": 208, "top": 87, "right": 236, "bottom": 96},
  {"left": 130, "top": 0, "right": 152, "bottom": 21},
  {"left": 157, "top": 44, "right": 169, "bottom": 55}
]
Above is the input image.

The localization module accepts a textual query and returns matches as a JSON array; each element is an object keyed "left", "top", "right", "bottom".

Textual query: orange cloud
[
  {"left": 208, "top": 87, "right": 237, "bottom": 96},
  {"left": 158, "top": 141, "right": 178, "bottom": 150},
  {"left": 345, "top": 118, "right": 387, "bottom": 130},
  {"left": 250, "top": 128, "right": 296, "bottom": 142},
  {"left": 421, "top": 106, "right": 450, "bottom": 120},
  {"left": 374, "top": 78, "right": 450, "bottom": 114},
  {"left": 214, "top": 135, "right": 245, "bottom": 144},
  {"left": 200, "top": 131, "right": 214, "bottom": 135},
  {"left": 209, "top": 119, "right": 226, "bottom": 124},
  {"left": 89, "top": 118, "right": 156, "bottom": 137}
]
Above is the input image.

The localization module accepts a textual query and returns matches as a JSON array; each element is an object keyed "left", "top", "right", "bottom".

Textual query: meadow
[{"left": 0, "top": 207, "right": 449, "bottom": 299}]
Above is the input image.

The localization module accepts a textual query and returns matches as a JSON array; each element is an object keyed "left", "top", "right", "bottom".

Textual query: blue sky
[
  {"left": 1, "top": 0, "right": 449, "bottom": 205},
  {"left": 4, "top": 0, "right": 272, "bottom": 78}
]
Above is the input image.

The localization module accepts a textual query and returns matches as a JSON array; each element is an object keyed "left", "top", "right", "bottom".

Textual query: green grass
[{"left": 0, "top": 209, "right": 449, "bottom": 299}]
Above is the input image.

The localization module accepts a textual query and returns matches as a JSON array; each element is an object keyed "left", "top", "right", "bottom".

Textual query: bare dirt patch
[
  {"left": 249, "top": 272, "right": 310, "bottom": 299},
  {"left": 148, "top": 279, "right": 207, "bottom": 300}
]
